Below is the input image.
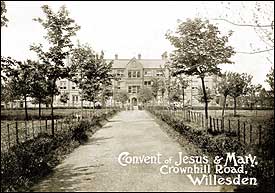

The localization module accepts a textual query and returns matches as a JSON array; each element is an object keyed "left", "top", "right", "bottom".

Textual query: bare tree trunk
[
  {"left": 233, "top": 97, "right": 237, "bottom": 117},
  {"left": 162, "top": 93, "right": 165, "bottom": 107},
  {"left": 168, "top": 68, "right": 171, "bottom": 107},
  {"left": 200, "top": 77, "right": 208, "bottom": 128},
  {"left": 51, "top": 91, "right": 54, "bottom": 136},
  {"left": 222, "top": 95, "right": 227, "bottom": 118},
  {"left": 38, "top": 98, "right": 41, "bottom": 120},
  {"left": 24, "top": 94, "right": 28, "bottom": 121},
  {"left": 51, "top": 79, "right": 56, "bottom": 136},
  {"left": 182, "top": 86, "right": 185, "bottom": 108},
  {"left": 81, "top": 96, "right": 83, "bottom": 120}
]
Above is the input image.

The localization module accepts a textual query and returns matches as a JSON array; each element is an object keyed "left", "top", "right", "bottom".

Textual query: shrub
[
  {"left": 1, "top": 108, "right": 119, "bottom": 192},
  {"left": 147, "top": 108, "right": 273, "bottom": 191}
]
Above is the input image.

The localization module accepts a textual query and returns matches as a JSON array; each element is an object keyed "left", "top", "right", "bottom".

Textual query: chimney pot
[
  {"left": 138, "top": 54, "right": 141, "bottom": 60},
  {"left": 115, "top": 54, "right": 118, "bottom": 60}
]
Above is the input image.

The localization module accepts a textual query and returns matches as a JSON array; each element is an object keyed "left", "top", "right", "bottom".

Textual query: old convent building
[{"left": 53, "top": 52, "right": 219, "bottom": 108}]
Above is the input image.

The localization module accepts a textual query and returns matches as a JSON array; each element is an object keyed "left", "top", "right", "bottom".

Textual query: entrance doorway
[{"left": 131, "top": 98, "right": 137, "bottom": 106}]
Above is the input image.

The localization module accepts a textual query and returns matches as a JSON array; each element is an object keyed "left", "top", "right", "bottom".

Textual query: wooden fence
[
  {"left": 156, "top": 108, "right": 266, "bottom": 146},
  {"left": 1, "top": 113, "right": 79, "bottom": 152},
  {"left": 1, "top": 108, "right": 120, "bottom": 152}
]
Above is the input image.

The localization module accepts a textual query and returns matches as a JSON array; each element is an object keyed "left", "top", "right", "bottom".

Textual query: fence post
[
  {"left": 25, "top": 121, "right": 28, "bottom": 140},
  {"left": 184, "top": 110, "right": 186, "bottom": 121},
  {"left": 209, "top": 116, "right": 212, "bottom": 131},
  {"left": 32, "top": 119, "right": 34, "bottom": 138},
  {"left": 15, "top": 121, "right": 19, "bottom": 144},
  {"left": 202, "top": 114, "right": 204, "bottom": 128},
  {"left": 7, "top": 123, "right": 10, "bottom": 149},
  {"left": 56, "top": 119, "right": 58, "bottom": 132},
  {"left": 213, "top": 118, "right": 216, "bottom": 131},
  {"left": 228, "top": 120, "right": 231, "bottom": 133},
  {"left": 250, "top": 124, "right": 252, "bottom": 145},
  {"left": 221, "top": 119, "right": 224, "bottom": 132},
  {"left": 39, "top": 118, "right": 42, "bottom": 133},
  {"left": 201, "top": 113, "right": 204, "bottom": 127},
  {"left": 45, "top": 119, "right": 48, "bottom": 133},
  {"left": 243, "top": 122, "right": 246, "bottom": 144},
  {"left": 216, "top": 118, "right": 220, "bottom": 132},
  {"left": 237, "top": 119, "right": 240, "bottom": 140},
  {"left": 61, "top": 120, "right": 63, "bottom": 130},
  {"left": 259, "top": 125, "right": 262, "bottom": 145}
]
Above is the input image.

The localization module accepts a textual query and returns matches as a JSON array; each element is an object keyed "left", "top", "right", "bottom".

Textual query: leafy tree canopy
[{"left": 166, "top": 18, "right": 235, "bottom": 78}]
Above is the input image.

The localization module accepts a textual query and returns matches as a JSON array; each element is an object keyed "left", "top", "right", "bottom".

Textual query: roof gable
[
  {"left": 107, "top": 58, "right": 166, "bottom": 69},
  {"left": 126, "top": 57, "right": 143, "bottom": 69}
]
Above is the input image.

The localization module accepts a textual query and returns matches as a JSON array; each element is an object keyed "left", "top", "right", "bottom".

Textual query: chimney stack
[
  {"left": 115, "top": 54, "right": 118, "bottom": 60},
  {"left": 138, "top": 54, "right": 141, "bottom": 60}
]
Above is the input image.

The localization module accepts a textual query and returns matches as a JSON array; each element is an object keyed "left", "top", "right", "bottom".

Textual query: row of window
[
  {"left": 114, "top": 70, "right": 163, "bottom": 78},
  {"left": 128, "top": 86, "right": 140, "bottom": 94},
  {"left": 128, "top": 70, "right": 141, "bottom": 78},
  {"left": 115, "top": 81, "right": 152, "bottom": 91},
  {"left": 54, "top": 95, "right": 79, "bottom": 102},
  {"left": 59, "top": 81, "right": 77, "bottom": 90}
]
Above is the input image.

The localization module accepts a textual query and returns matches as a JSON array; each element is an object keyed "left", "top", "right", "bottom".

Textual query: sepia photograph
[{"left": 1, "top": 1, "right": 274, "bottom": 192}]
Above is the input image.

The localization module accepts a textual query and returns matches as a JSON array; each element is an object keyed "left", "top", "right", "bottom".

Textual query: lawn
[
  {"left": 1, "top": 108, "right": 80, "bottom": 120},
  {"left": 1, "top": 108, "right": 114, "bottom": 152},
  {"left": 156, "top": 108, "right": 274, "bottom": 146}
]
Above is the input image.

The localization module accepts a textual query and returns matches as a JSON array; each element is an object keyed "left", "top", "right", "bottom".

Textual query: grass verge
[
  {"left": 1, "top": 109, "right": 119, "bottom": 192},
  {"left": 148, "top": 108, "right": 274, "bottom": 192}
]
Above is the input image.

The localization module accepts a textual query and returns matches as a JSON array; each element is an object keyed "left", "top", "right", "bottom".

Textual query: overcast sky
[{"left": 1, "top": 1, "right": 274, "bottom": 88}]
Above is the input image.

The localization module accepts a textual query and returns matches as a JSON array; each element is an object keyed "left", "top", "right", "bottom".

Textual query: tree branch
[
  {"left": 236, "top": 48, "right": 274, "bottom": 54},
  {"left": 212, "top": 18, "right": 274, "bottom": 28}
]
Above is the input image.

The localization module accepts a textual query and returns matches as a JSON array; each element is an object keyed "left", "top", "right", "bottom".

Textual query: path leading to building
[{"left": 31, "top": 110, "right": 227, "bottom": 192}]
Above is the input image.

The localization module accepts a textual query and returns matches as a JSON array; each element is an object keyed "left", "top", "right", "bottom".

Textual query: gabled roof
[{"left": 106, "top": 57, "right": 166, "bottom": 69}]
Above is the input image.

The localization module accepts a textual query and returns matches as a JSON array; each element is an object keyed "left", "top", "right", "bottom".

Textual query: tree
[
  {"left": 245, "top": 84, "right": 262, "bottom": 110},
  {"left": 113, "top": 90, "right": 129, "bottom": 108},
  {"left": 137, "top": 87, "right": 154, "bottom": 105},
  {"left": 151, "top": 77, "right": 166, "bottom": 105},
  {"left": 1, "top": 79, "right": 20, "bottom": 108},
  {"left": 196, "top": 86, "right": 214, "bottom": 104},
  {"left": 8, "top": 60, "right": 33, "bottom": 120},
  {"left": 78, "top": 51, "right": 113, "bottom": 109},
  {"left": 151, "top": 77, "right": 160, "bottom": 104},
  {"left": 29, "top": 61, "right": 50, "bottom": 119},
  {"left": 100, "top": 85, "right": 113, "bottom": 108},
  {"left": 60, "top": 92, "right": 69, "bottom": 106},
  {"left": 70, "top": 43, "right": 113, "bottom": 110},
  {"left": 1, "top": 57, "right": 17, "bottom": 104},
  {"left": 166, "top": 18, "right": 235, "bottom": 127},
  {"left": 159, "top": 60, "right": 174, "bottom": 106},
  {"left": 159, "top": 79, "right": 166, "bottom": 106},
  {"left": 168, "top": 79, "right": 182, "bottom": 103},
  {"left": 1, "top": 1, "right": 8, "bottom": 28},
  {"left": 217, "top": 72, "right": 232, "bottom": 118},
  {"left": 70, "top": 42, "right": 94, "bottom": 118},
  {"left": 265, "top": 67, "right": 274, "bottom": 97},
  {"left": 207, "top": 1, "right": 274, "bottom": 55},
  {"left": 30, "top": 5, "right": 80, "bottom": 136},
  {"left": 258, "top": 87, "right": 273, "bottom": 107},
  {"left": 176, "top": 75, "right": 189, "bottom": 108},
  {"left": 228, "top": 72, "right": 252, "bottom": 116}
]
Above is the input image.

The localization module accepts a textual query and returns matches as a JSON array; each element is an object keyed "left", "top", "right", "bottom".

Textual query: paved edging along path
[{"left": 31, "top": 110, "right": 226, "bottom": 192}]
